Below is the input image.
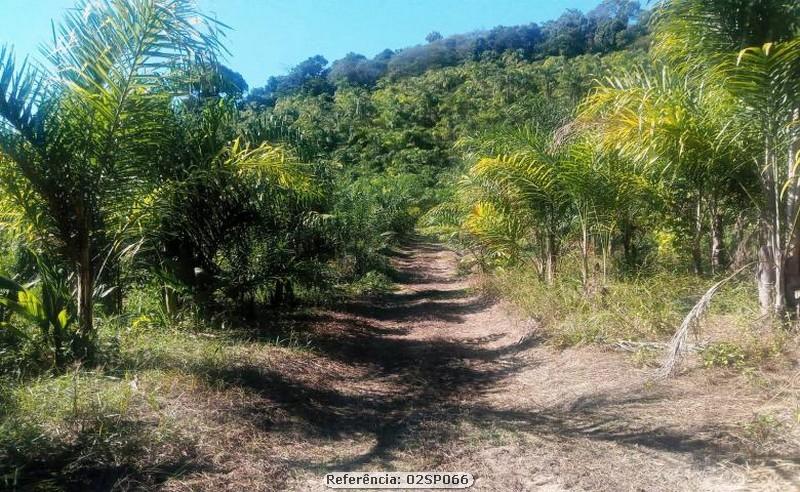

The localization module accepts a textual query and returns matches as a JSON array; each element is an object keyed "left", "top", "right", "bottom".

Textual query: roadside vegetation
[
  {"left": 0, "top": 0, "right": 798, "bottom": 489},
  {"left": 423, "top": 0, "right": 800, "bottom": 374}
]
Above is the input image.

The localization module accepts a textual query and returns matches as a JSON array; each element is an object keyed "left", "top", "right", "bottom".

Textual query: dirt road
[{"left": 167, "top": 242, "right": 800, "bottom": 491}]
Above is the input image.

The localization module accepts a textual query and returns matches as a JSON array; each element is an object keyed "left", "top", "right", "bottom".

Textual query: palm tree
[
  {"left": 139, "top": 97, "right": 319, "bottom": 314},
  {"left": 651, "top": 0, "right": 800, "bottom": 313},
  {"left": 559, "top": 142, "right": 645, "bottom": 288},
  {"left": 0, "top": 0, "right": 224, "bottom": 359},
  {"left": 579, "top": 65, "right": 754, "bottom": 275},
  {"left": 468, "top": 127, "right": 574, "bottom": 284},
  {"left": 431, "top": 124, "right": 642, "bottom": 288},
  {"left": 424, "top": 171, "right": 536, "bottom": 273}
]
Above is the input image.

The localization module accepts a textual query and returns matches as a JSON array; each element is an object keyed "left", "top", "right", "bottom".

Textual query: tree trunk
[
  {"left": 731, "top": 212, "right": 751, "bottom": 269},
  {"left": 620, "top": 219, "right": 635, "bottom": 268},
  {"left": 164, "top": 285, "right": 179, "bottom": 317},
  {"left": 271, "top": 279, "right": 295, "bottom": 306},
  {"left": 691, "top": 197, "right": 703, "bottom": 275},
  {"left": 544, "top": 232, "right": 558, "bottom": 285},
  {"left": 709, "top": 201, "right": 725, "bottom": 274},
  {"left": 757, "top": 132, "right": 785, "bottom": 315},
  {"left": 75, "top": 234, "right": 95, "bottom": 362},
  {"left": 52, "top": 326, "right": 65, "bottom": 371},
  {"left": 99, "top": 260, "right": 123, "bottom": 314},
  {"left": 757, "top": 227, "right": 775, "bottom": 315},
  {"left": 769, "top": 141, "right": 787, "bottom": 314},
  {"left": 782, "top": 109, "right": 800, "bottom": 309},
  {"left": 580, "top": 220, "right": 589, "bottom": 292}
]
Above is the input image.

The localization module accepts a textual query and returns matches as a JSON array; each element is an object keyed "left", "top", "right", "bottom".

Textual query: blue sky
[{"left": 2, "top": 0, "right": 604, "bottom": 88}]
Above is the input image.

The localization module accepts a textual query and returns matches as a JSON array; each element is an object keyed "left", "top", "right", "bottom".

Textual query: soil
[{"left": 157, "top": 242, "right": 800, "bottom": 491}]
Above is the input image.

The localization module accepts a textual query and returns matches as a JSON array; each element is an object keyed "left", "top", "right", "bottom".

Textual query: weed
[
  {"left": 267, "top": 328, "right": 314, "bottom": 350},
  {"left": 482, "top": 264, "right": 779, "bottom": 376},
  {"left": 743, "top": 413, "right": 782, "bottom": 449},
  {"left": 702, "top": 342, "right": 746, "bottom": 369},
  {"left": 342, "top": 270, "right": 395, "bottom": 297}
]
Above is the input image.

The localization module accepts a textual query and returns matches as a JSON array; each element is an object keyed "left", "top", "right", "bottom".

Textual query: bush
[
  {"left": 343, "top": 271, "right": 395, "bottom": 297},
  {"left": 742, "top": 413, "right": 783, "bottom": 451},
  {"left": 486, "top": 268, "right": 698, "bottom": 344},
  {"left": 0, "top": 256, "right": 86, "bottom": 373},
  {"left": 702, "top": 342, "right": 746, "bottom": 369}
]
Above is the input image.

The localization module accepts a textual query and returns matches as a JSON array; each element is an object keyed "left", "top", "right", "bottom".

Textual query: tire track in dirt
[
  {"left": 289, "top": 242, "right": 800, "bottom": 491},
  {"left": 165, "top": 242, "right": 800, "bottom": 491}
]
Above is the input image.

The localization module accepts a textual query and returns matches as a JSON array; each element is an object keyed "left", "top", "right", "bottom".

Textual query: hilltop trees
[
  {"left": 247, "top": 55, "right": 333, "bottom": 107},
  {"left": 426, "top": 31, "right": 444, "bottom": 43},
  {"left": 247, "top": 3, "right": 647, "bottom": 102},
  {"left": 328, "top": 53, "right": 387, "bottom": 87}
]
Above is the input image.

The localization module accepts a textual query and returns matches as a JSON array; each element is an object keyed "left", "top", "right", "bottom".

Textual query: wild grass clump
[
  {"left": 741, "top": 413, "right": 786, "bottom": 453},
  {"left": 488, "top": 269, "right": 683, "bottom": 343},
  {"left": 0, "top": 299, "right": 322, "bottom": 490},
  {"left": 700, "top": 328, "right": 789, "bottom": 372},
  {"left": 630, "top": 346, "right": 661, "bottom": 367},
  {"left": 342, "top": 270, "right": 395, "bottom": 297},
  {"left": 0, "top": 368, "right": 173, "bottom": 490},
  {"left": 484, "top": 263, "right": 765, "bottom": 353},
  {"left": 702, "top": 342, "right": 746, "bottom": 369}
]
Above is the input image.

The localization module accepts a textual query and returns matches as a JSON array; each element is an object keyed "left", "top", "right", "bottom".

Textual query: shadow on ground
[
  {"left": 13, "top": 242, "right": 797, "bottom": 490},
  {"left": 1, "top": 417, "right": 208, "bottom": 491},
  {"left": 183, "top": 243, "right": 800, "bottom": 478}
]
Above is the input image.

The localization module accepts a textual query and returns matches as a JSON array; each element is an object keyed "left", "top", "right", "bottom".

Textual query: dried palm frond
[{"left": 657, "top": 262, "right": 754, "bottom": 378}]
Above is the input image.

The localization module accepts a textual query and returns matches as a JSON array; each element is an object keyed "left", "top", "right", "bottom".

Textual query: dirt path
[{"left": 164, "top": 242, "right": 800, "bottom": 491}]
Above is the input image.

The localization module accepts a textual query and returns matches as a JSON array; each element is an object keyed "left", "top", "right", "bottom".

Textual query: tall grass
[
  {"left": 0, "top": 295, "right": 317, "bottom": 490},
  {"left": 483, "top": 265, "right": 762, "bottom": 348}
]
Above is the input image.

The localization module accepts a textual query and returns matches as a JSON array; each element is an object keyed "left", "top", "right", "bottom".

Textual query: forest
[{"left": 0, "top": 0, "right": 799, "bottom": 490}]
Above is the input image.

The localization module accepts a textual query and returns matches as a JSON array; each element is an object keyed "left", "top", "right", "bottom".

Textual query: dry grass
[
  {"left": 2, "top": 243, "right": 799, "bottom": 491},
  {"left": 481, "top": 265, "right": 794, "bottom": 374}
]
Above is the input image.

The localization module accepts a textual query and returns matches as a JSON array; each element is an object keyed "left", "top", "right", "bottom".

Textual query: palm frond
[{"left": 0, "top": 46, "right": 48, "bottom": 144}]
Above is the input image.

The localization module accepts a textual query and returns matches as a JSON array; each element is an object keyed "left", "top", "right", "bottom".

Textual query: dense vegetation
[{"left": 0, "top": 0, "right": 798, "bottom": 488}]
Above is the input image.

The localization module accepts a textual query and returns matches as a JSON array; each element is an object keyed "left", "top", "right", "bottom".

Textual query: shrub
[
  {"left": 485, "top": 267, "right": 714, "bottom": 344},
  {"left": 742, "top": 413, "right": 783, "bottom": 451},
  {"left": 702, "top": 342, "right": 746, "bottom": 369},
  {"left": 344, "top": 270, "right": 395, "bottom": 297}
]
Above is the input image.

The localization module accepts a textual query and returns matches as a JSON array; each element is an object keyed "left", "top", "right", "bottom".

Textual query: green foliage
[
  {"left": 1, "top": 0, "right": 800, "bottom": 488},
  {"left": 246, "top": 55, "right": 333, "bottom": 107},
  {"left": 0, "top": 252, "right": 92, "bottom": 371},
  {"left": 343, "top": 271, "right": 395, "bottom": 297},
  {"left": 743, "top": 413, "right": 783, "bottom": 449},
  {"left": 649, "top": 0, "right": 800, "bottom": 312},
  {"left": 0, "top": 0, "right": 227, "bottom": 356},
  {"left": 486, "top": 265, "right": 761, "bottom": 347},
  {"left": 702, "top": 342, "right": 746, "bottom": 369},
  {"left": 0, "top": 0, "right": 793, "bottom": 372},
  {"left": 0, "top": 324, "right": 231, "bottom": 490},
  {"left": 141, "top": 97, "right": 322, "bottom": 313}
]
